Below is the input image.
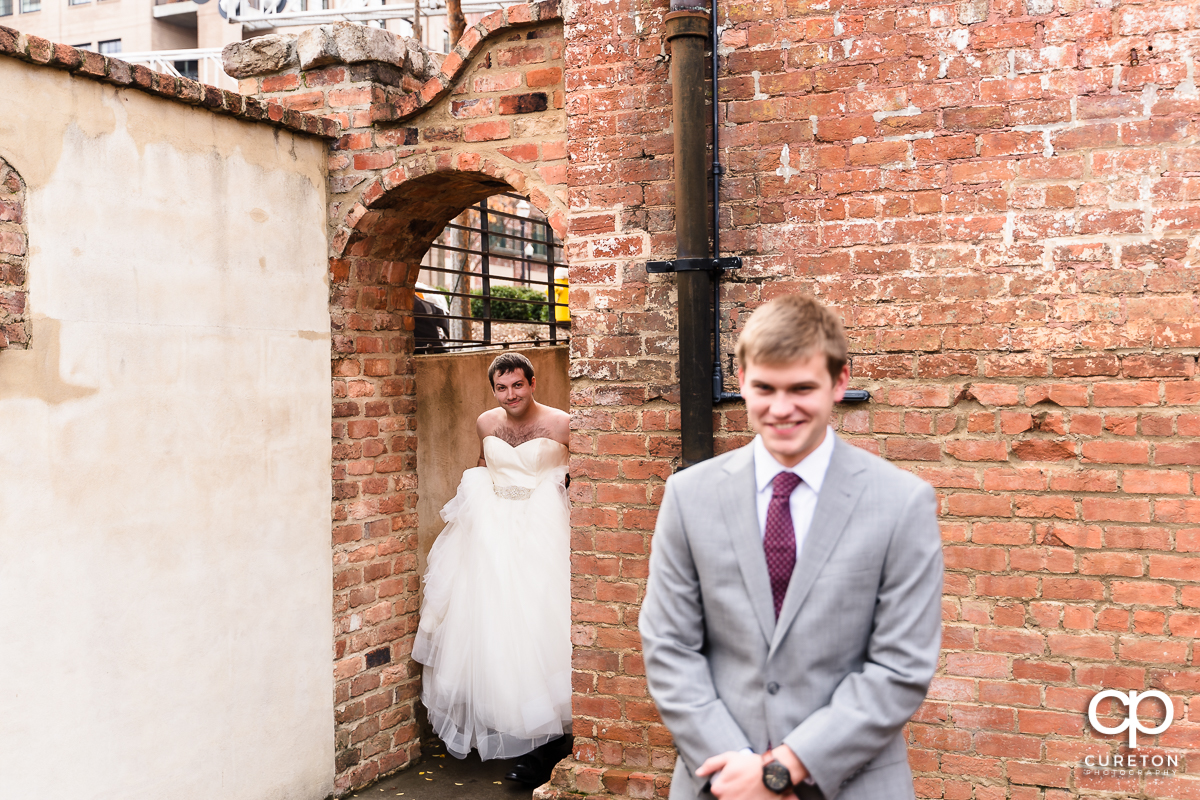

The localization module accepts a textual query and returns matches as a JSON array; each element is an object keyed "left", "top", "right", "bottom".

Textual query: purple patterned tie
[{"left": 765, "top": 472, "right": 801, "bottom": 618}]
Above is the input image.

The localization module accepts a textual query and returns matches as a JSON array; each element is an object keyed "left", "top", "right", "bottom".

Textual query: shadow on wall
[{"left": 414, "top": 345, "right": 570, "bottom": 573}]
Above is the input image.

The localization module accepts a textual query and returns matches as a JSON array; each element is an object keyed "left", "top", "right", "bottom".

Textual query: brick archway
[
  {"left": 334, "top": 153, "right": 568, "bottom": 261},
  {"left": 329, "top": 165, "right": 566, "bottom": 791}
]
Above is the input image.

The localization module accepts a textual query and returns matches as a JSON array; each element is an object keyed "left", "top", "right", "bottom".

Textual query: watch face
[{"left": 763, "top": 761, "right": 792, "bottom": 793}]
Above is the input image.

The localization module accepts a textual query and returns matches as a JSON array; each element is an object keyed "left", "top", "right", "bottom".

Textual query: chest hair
[{"left": 492, "top": 424, "right": 553, "bottom": 447}]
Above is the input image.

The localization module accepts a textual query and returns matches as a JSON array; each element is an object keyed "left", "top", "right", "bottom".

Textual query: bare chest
[{"left": 491, "top": 424, "right": 554, "bottom": 447}]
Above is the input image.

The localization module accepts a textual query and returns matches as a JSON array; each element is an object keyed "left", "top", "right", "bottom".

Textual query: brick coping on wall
[
  {"left": 0, "top": 26, "right": 340, "bottom": 140},
  {"left": 369, "top": 0, "right": 561, "bottom": 125}
]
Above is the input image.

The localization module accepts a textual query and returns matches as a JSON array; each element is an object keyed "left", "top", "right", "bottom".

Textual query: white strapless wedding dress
[{"left": 413, "top": 436, "right": 572, "bottom": 760}]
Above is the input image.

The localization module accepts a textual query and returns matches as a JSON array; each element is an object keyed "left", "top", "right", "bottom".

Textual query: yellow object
[{"left": 551, "top": 266, "right": 569, "bottom": 322}]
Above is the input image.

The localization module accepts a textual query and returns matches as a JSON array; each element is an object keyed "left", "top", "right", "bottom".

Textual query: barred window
[{"left": 413, "top": 193, "right": 566, "bottom": 353}]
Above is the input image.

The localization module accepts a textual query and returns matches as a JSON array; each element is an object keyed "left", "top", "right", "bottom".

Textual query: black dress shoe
[{"left": 505, "top": 735, "right": 573, "bottom": 787}]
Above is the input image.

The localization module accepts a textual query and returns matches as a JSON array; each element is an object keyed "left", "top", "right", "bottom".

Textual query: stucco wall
[
  {"left": 0, "top": 56, "right": 335, "bottom": 800},
  {"left": 414, "top": 345, "right": 569, "bottom": 571}
]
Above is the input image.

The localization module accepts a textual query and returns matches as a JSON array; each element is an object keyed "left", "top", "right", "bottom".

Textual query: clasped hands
[{"left": 697, "top": 745, "right": 808, "bottom": 800}]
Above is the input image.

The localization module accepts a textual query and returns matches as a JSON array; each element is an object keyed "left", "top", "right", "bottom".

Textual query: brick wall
[
  {"left": 231, "top": 7, "right": 568, "bottom": 791},
  {"left": 0, "top": 157, "right": 27, "bottom": 350},
  {"left": 233, "top": 0, "right": 1200, "bottom": 793},
  {"left": 555, "top": 0, "right": 1200, "bottom": 797}
]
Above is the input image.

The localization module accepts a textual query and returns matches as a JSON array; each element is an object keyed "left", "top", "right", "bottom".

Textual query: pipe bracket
[{"left": 647, "top": 256, "right": 742, "bottom": 274}]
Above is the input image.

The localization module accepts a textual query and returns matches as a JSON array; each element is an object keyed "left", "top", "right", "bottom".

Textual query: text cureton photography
[{"left": 1080, "top": 688, "right": 1183, "bottom": 778}]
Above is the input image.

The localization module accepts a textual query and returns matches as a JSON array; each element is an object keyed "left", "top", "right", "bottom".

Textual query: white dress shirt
[
  {"left": 741, "top": 427, "right": 836, "bottom": 777},
  {"left": 752, "top": 426, "right": 836, "bottom": 562}
]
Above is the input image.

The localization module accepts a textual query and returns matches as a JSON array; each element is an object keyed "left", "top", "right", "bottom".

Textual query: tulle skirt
[{"left": 413, "top": 466, "right": 572, "bottom": 760}]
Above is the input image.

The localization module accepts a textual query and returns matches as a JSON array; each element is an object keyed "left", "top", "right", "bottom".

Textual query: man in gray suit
[{"left": 640, "top": 295, "right": 943, "bottom": 800}]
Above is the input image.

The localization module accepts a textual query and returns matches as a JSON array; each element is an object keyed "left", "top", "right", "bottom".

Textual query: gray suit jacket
[{"left": 639, "top": 435, "right": 943, "bottom": 800}]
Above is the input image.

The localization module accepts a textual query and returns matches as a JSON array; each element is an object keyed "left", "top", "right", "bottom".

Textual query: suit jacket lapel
[
  {"left": 769, "top": 437, "right": 867, "bottom": 656},
  {"left": 717, "top": 445, "right": 775, "bottom": 644}
]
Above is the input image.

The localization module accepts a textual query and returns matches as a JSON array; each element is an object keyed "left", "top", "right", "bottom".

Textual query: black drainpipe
[
  {"left": 662, "top": 3, "right": 715, "bottom": 468},
  {"left": 654, "top": 0, "right": 867, "bottom": 468}
]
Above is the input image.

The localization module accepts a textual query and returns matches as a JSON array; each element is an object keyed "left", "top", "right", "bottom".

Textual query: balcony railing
[
  {"left": 224, "top": 0, "right": 508, "bottom": 30},
  {"left": 117, "top": 48, "right": 236, "bottom": 91}
]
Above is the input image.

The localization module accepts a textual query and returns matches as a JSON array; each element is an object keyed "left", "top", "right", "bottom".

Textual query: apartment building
[{"left": 1, "top": 0, "right": 234, "bottom": 62}]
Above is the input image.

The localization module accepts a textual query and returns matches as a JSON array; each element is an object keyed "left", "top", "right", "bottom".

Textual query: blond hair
[{"left": 735, "top": 294, "right": 848, "bottom": 379}]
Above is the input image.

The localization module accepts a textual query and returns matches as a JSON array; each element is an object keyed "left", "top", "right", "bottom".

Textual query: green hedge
[{"left": 470, "top": 285, "right": 549, "bottom": 322}]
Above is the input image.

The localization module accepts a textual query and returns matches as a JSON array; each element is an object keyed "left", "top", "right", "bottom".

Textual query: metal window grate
[{"left": 414, "top": 193, "right": 566, "bottom": 353}]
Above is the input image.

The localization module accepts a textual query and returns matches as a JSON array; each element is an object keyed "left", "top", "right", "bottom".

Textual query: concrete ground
[{"left": 346, "top": 738, "right": 536, "bottom": 800}]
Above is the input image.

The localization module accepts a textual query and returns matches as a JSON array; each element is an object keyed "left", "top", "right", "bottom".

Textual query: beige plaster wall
[
  {"left": 0, "top": 57, "right": 335, "bottom": 800},
  {"left": 414, "top": 345, "right": 568, "bottom": 570}
]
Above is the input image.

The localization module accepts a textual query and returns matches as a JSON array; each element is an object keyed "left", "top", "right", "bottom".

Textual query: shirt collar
[{"left": 753, "top": 427, "right": 836, "bottom": 495}]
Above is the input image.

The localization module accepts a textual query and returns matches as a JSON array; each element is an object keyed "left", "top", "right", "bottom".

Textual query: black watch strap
[{"left": 762, "top": 760, "right": 794, "bottom": 794}]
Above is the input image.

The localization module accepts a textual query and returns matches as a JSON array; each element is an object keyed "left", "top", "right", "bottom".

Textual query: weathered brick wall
[
  {"left": 556, "top": 0, "right": 1200, "bottom": 797},
  {"left": 232, "top": 0, "right": 1200, "bottom": 793},
  {"left": 230, "top": 7, "right": 567, "bottom": 791},
  {"left": 0, "top": 157, "right": 27, "bottom": 349}
]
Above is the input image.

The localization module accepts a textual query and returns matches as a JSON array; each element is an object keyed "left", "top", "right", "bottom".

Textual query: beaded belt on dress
[{"left": 493, "top": 485, "right": 533, "bottom": 500}]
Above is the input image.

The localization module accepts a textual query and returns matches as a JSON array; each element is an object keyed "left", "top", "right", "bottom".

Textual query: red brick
[
  {"left": 1156, "top": 443, "right": 1200, "bottom": 465},
  {"left": 526, "top": 67, "right": 563, "bottom": 88},
  {"left": 1081, "top": 440, "right": 1150, "bottom": 464},
  {"left": 1119, "top": 638, "right": 1189, "bottom": 663},
  {"left": 977, "top": 575, "right": 1039, "bottom": 598},
  {"left": 967, "top": 383, "right": 1020, "bottom": 406},
  {"left": 1112, "top": 581, "right": 1177, "bottom": 606},
  {"left": 946, "top": 440, "right": 1009, "bottom": 462},
  {"left": 1026, "top": 384, "right": 1090, "bottom": 407},
  {"left": 1012, "top": 440, "right": 1077, "bottom": 461},
  {"left": 1093, "top": 382, "right": 1160, "bottom": 407},
  {"left": 974, "top": 522, "right": 1033, "bottom": 545},
  {"left": 948, "top": 494, "right": 1012, "bottom": 517},
  {"left": 1148, "top": 554, "right": 1200, "bottom": 580},
  {"left": 1079, "top": 552, "right": 1143, "bottom": 577},
  {"left": 1017, "top": 709, "right": 1084, "bottom": 736},
  {"left": 1047, "top": 633, "right": 1113, "bottom": 659},
  {"left": 1156, "top": 501, "right": 1200, "bottom": 525},
  {"left": 1042, "top": 578, "right": 1105, "bottom": 601},
  {"left": 1082, "top": 497, "right": 1151, "bottom": 522},
  {"left": 463, "top": 120, "right": 512, "bottom": 142},
  {"left": 886, "top": 439, "right": 942, "bottom": 461},
  {"left": 978, "top": 629, "right": 1044, "bottom": 655},
  {"left": 1009, "top": 762, "right": 1070, "bottom": 788}
]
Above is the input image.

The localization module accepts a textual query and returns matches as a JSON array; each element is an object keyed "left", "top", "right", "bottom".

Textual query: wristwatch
[{"left": 762, "top": 760, "right": 794, "bottom": 794}]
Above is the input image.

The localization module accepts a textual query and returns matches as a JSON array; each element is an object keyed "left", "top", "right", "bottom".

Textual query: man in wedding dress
[{"left": 414, "top": 352, "right": 573, "bottom": 788}]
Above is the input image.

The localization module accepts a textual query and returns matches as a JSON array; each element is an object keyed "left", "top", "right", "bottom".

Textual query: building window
[
  {"left": 0, "top": 0, "right": 12, "bottom": 15},
  {"left": 174, "top": 59, "right": 198, "bottom": 80},
  {"left": 443, "top": 31, "right": 450, "bottom": 53},
  {"left": 19, "top": 0, "right": 40, "bottom": 12},
  {"left": 98, "top": 38, "right": 121, "bottom": 54},
  {"left": 72, "top": 42, "right": 93, "bottom": 49},
  {"left": 69, "top": 0, "right": 90, "bottom": 5}
]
